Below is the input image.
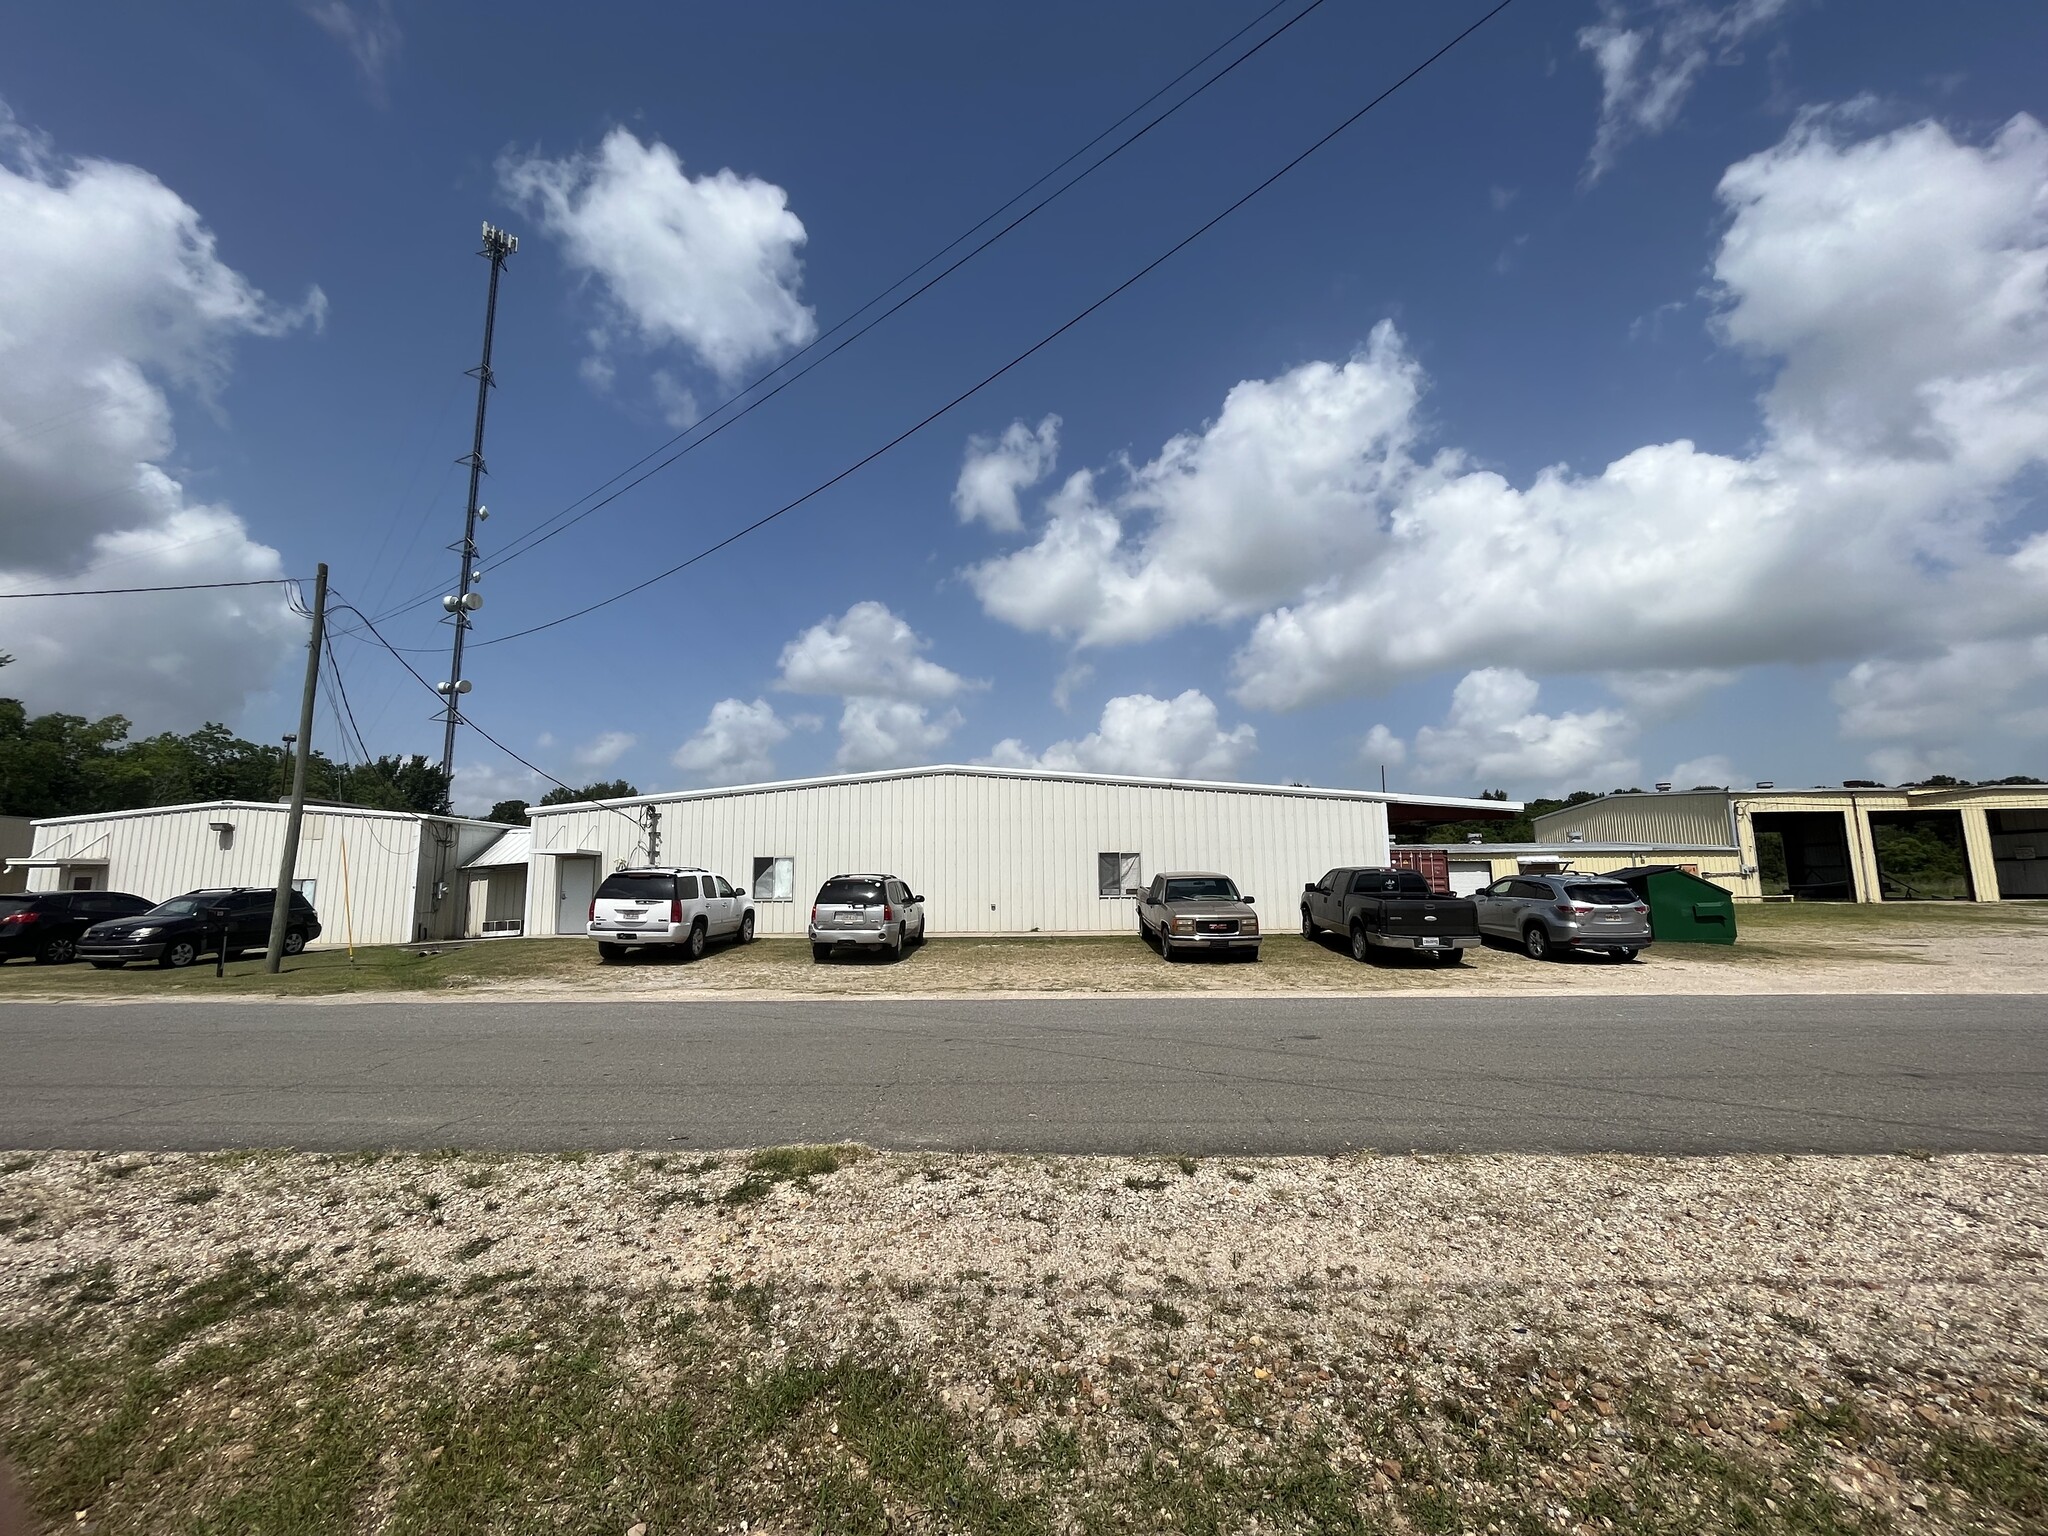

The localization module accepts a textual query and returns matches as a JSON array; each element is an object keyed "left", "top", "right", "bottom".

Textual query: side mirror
[
  {"left": 909, "top": 894, "right": 923, "bottom": 906},
  {"left": 1303, "top": 882, "right": 1317, "bottom": 892},
  {"left": 1242, "top": 895, "right": 1256, "bottom": 905},
  {"left": 1124, "top": 887, "right": 1143, "bottom": 899},
  {"left": 206, "top": 908, "right": 230, "bottom": 922}
]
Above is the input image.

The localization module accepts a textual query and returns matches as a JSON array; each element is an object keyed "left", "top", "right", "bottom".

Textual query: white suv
[{"left": 589, "top": 867, "right": 754, "bottom": 962}]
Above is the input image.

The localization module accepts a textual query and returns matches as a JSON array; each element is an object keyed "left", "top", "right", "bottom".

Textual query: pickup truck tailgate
[{"left": 1377, "top": 896, "right": 1478, "bottom": 937}]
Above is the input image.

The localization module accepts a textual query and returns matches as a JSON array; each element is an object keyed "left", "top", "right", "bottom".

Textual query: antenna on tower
[{"left": 438, "top": 222, "right": 517, "bottom": 780}]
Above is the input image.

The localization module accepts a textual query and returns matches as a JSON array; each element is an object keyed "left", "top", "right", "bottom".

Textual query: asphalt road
[{"left": 2, "top": 994, "right": 2043, "bottom": 1154}]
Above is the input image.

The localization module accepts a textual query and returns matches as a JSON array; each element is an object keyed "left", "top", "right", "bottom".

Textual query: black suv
[
  {"left": 0, "top": 890, "right": 156, "bottom": 965},
  {"left": 78, "top": 887, "right": 323, "bottom": 970}
]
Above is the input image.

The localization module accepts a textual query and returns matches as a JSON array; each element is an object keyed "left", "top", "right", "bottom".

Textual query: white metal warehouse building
[
  {"left": 522, "top": 765, "right": 1514, "bottom": 938},
  {"left": 9, "top": 801, "right": 515, "bottom": 946}
]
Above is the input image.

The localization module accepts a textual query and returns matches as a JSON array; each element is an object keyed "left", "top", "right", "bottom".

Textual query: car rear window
[
  {"left": 817, "top": 879, "right": 883, "bottom": 905},
  {"left": 0, "top": 895, "right": 38, "bottom": 914},
  {"left": 1566, "top": 883, "right": 1639, "bottom": 905},
  {"left": 597, "top": 873, "right": 678, "bottom": 902}
]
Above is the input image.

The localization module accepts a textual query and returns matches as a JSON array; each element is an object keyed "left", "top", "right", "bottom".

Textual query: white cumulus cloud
[
  {"left": 1370, "top": 670, "right": 1640, "bottom": 797},
  {"left": 775, "top": 600, "right": 976, "bottom": 702},
  {"left": 672, "top": 698, "right": 790, "bottom": 785},
  {"left": 969, "top": 325, "right": 1421, "bottom": 647},
  {"left": 1579, "top": 0, "right": 1793, "bottom": 181},
  {"left": 954, "top": 415, "right": 1059, "bottom": 533},
  {"left": 836, "top": 697, "right": 960, "bottom": 773},
  {"left": 501, "top": 127, "right": 815, "bottom": 386},
  {"left": 0, "top": 99, "right": 324, "bottom": 730},
  {"left": 770, "top": 602, "right": 973, "bottom": 771},
  {"left": 570, "top": 730, "right": 637, "bottom": 772},
  {"left": 984, "top": 690, "right": 1256, "bottom": 781}
]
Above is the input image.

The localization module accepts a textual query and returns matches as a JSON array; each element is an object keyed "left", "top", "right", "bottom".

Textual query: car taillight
[
  {"left": 883, "top": 904, "right": 894, "bottom": 923},
  {"left": 1634, "top": 904, "right": 1648, "bottom": 914},
  {"left": 670, "top": 898, "right": 683, "bottom": 922},
  {"left": 588, "top": 900, "right": 596, "bottom": 922},
  {"left": 810, "top": 904, "right": 818, "bottom": 923},
  {"left": 0, "top": 911, "right": 35, "bottom": 926}
]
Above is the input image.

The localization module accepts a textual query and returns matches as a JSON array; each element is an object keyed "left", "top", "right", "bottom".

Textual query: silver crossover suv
[
  {"left": 809, "top": 874, "right": 926, "bottom": 961},
  {"left": 1473, "top": 873, "right": 1652, "bottom": 961}
]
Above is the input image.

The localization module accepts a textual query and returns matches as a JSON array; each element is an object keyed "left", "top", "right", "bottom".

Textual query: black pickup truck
[{"left": 1300, "top": 866, "right": 1480, "bottom": 965}]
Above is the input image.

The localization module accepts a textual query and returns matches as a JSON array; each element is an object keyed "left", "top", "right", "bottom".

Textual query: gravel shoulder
[{"left": 4, "top": 1147, "right": 2044, "bottom": 1533}]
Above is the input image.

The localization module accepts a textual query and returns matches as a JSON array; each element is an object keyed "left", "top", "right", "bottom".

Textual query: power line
[
  {"left": 353, "top": 0, "right": 1324, "bottom": 627},
  {"left": 333, "top": 599, "right": 649, "bottom": 835},
  {"left": 322, "top": 630, "right": 374, "bottom": 766},
  {"left": 0, "top": 577, "right": 298, "bottom": 599},
  {"left": 467, "top": 0, "right": 1517, "bottom": 652}
]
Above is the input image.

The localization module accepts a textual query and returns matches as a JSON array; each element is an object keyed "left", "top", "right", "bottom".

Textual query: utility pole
[
  {"left": 267, "top": 563, "right": 328, "bottom": 973},
  {"left": 438, "top": 221, "right": 518, "bottom": 781}
]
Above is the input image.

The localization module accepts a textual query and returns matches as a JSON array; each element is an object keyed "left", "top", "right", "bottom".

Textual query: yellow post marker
[{"left": 339, "top": 833, "right": 357, "bottom": 961}]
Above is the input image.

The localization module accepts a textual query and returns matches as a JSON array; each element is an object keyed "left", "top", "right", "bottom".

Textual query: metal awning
[{"left": 5, "top": 855, "right": 109, "bottom": 869}]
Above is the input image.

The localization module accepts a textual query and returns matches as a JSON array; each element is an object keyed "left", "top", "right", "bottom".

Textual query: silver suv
[
  {"left": 589, "top": 867, "right": 754, "bottom": 962},
  {"left": 809, "top": 874, "right": 926, "bottom": 962},
  {"left": 1473, "top": 873, "right": 1652, "bottom": 961}
]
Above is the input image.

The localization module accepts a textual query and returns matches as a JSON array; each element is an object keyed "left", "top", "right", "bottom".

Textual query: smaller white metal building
[
  {"left": 10, "top": 801, "right": 515, "bottom": 946},
  {"left": 522, "top": 765, "right": 1514, "bottom": 938}
]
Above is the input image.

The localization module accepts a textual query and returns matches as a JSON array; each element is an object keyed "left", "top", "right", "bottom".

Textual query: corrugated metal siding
[
  {"left": 1534, "top": 794, "right": 1734, "bottom": 847},
  {"left": 22, "top": 805, "right": 432, "bottom": 946},
  {"left": 465, "top": 867, "right": 528, "bottom": 935},
  {"left": 524, "top": 772, "right": 1390, "bottom": 936}
]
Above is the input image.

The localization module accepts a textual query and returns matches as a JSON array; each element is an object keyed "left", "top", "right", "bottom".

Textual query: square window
[
  {"left": 1097, "top": 852, "right": 1141, "bottom": 899},
  {"left": 752, "top": 856, "right": 794, "bottom": 902}
]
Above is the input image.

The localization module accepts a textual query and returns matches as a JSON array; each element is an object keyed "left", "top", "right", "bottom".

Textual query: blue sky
[{"left": 2, "top": 0, "right": 2044, "bottom": 810}]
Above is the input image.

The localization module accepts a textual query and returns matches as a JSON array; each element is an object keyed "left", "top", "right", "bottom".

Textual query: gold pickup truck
[{"left": 1131, "top": 870, "right": 1261, "bottom": 962}]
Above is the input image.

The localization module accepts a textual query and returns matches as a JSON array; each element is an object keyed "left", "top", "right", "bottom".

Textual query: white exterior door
[
  {"left": 556, "top": 858, "right": 597, "bottom": 935},
  {"left": 1448, "top": 860, "right": 1492, "bottom": 897}
]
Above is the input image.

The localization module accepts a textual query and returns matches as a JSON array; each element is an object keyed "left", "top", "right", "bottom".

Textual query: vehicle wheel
[
  {"left": 91, "top": 961, "right": 123, "bottom": 970},
  {"left": 35, "top": 935, "right": 77, "bottom": 964},
  {"left": 282, "top": 928, "right": 307, "bottom": 956},
  {"left": 887, "top": 926, "right": 905, "bottom": 961},
  {"left": 1349, "top": 925, "right": 1371, "bottom": 963},
  {"left": 1161, "top": 936, "right": 1180, "bottom": 962},
  {"left": 913, "top": 917, "right": 927, "bottom": 947},
  {"left": 597, "top": 941, "right": 626, "bottom": 962},
  {"left": 738, "top": 911, "right": 755, "bottom": 945},
  {"left": 1614, "top": 947, "right": 1639, "bottom": 963},
  {"left": 685, "top": 921, "right": 708, "bottom": 961},
  {"left": 811, "top": 943, "right": 832, "bottom": 963},
  {"left": 160, "top": 939, "right": 199, "bottom": 970},
  {"left": 1301, "top": 908, "right": 1316, "bottom": 939},
  {"left": 1523, "top": 926, "right": 1551, "bottom": 961}
]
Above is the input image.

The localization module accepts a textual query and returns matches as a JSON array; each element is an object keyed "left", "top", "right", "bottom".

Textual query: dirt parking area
[
  {"left": 3, "top": 1147, "right": 2043, "bottom": 1534},
  {"left": 0, "top": 903, "right": 2041, "bottom": 1002}
]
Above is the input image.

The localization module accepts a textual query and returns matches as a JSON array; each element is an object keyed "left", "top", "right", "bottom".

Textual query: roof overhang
[
  {"left": 1385, "top": 798, "right": 1519, "bottom": 827},
  {"left": 6, "top": 856, "right": 108, "bottom": 869}
]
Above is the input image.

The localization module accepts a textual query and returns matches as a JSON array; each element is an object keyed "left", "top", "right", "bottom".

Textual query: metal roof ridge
[
  {"left": 522, "top": 763, "right": 1521, "bottom": 814},
  {"left": 30, "top": 799, "right": 518, "bottom": 829}
]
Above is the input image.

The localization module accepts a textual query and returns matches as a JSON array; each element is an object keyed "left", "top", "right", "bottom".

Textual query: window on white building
[
  {"left": 752, "top": 856, "right": 794, "bottom": 902},
  {"left": 1097, "top": 852, "right": 1141, "bottom": 898}
]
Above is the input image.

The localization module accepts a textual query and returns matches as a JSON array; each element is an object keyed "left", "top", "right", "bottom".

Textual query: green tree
[
  {"left": 332, "top": 755, "right": 453, "bottom": 816},
  {"left": 538, "top": 779, "right": 639, "bottom": 806},
  {"left": 486, "top": 799, "right": 531, "bottom": 826}
]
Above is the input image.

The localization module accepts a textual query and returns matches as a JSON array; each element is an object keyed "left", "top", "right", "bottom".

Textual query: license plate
[
  {"left": 621, "top": 909, "right": 644, "bottom": 919},
  {"left": 1417, "top": 936, "right": 1443, "bottom": 947},
  {"left": 836, "top": 914, "right": 867, "bottom": 927}
]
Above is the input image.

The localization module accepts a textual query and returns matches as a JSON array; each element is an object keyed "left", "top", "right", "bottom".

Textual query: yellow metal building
[{"left": 1534, "top": 785, "right": 2048, "bottom": 903}]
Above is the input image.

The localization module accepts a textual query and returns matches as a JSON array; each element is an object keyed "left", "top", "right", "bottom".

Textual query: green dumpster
[{"left": 1610, "top": 865, "right": 1738, "bottom": 944}]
